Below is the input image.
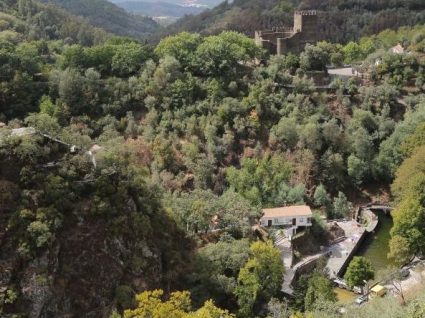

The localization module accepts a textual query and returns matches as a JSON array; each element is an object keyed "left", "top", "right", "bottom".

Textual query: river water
[
  {"left": 335, "top": 210, "right": 394, "bottom": 302},
  {"left": 355, "top": 210, "right": 395, "bottom": 270}
]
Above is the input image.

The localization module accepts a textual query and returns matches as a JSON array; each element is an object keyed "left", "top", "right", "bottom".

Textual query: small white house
[{"left": 260, "top": 205, "right": 313, "bottom": 236}]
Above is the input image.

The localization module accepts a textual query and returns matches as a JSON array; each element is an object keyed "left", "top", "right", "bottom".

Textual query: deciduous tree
[
  {"left": 235, "top": 241, "right": 284, "bottom": 317},
  {"left": 344, "top": 256, "right": 374, "bottom": 292}
]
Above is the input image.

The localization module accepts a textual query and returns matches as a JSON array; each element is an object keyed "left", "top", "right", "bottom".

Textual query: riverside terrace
[
  {"left": 280, "top": 203, "right": 391, "bottom": 295},
  {"left": 280, "top": 219, "right": 367, "bottom": 295}
]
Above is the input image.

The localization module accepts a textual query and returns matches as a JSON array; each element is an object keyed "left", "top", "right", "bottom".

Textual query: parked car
[
  {"left": 355, "top": 295, "right": 368, "bottom": 305},
  {"left": 353, "top": 286, "right": 362, "bottom": 294}
]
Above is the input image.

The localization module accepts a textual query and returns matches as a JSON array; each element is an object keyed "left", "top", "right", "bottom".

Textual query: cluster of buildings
[{"left": 254, "top": 11, "right": 406, "bottom": 59}]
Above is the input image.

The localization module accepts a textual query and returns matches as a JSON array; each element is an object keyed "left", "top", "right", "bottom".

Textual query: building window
[
  {"left": 299, "top": 218, "right": 304, "bottom": 223},
  {"left": 307, "top": 217, "right": 312, "bottom": 224},
  {"left": 274, "top": 218, "right": 279, "bottom": 224}
]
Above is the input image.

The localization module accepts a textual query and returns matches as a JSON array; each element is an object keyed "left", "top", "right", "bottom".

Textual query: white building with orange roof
[{"left": 260, "top": 205, "right": 313, "bottom": 236}]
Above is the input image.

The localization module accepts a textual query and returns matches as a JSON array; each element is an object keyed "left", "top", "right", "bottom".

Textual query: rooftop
[
  {"left": 371, "top": 284, "right": 386, "bottom": 293},
  {"left": 262, "top": 205, "right": 312, "bottom": 218}
]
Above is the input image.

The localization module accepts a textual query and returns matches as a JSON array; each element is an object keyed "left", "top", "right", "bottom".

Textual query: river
[
  {"left": 335, "top": 210, "right": 394, "bottom": 302},
  {"left": 355, "top": 210, "right": 395, "bottom": 270}
]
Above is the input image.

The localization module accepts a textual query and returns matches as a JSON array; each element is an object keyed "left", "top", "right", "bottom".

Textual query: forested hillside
[
  {"left": 112, "top": 1, "right": 204, "bottom": 17},
  {"left": 0, "top": 2, "right": 191, "bottom": 315},
  {"left": 1, "top": 0, "right": 425, "bottom": 316},
  {"left": 154, "top": 0, "right": 425, "bottom": 44},
  {"left": 0, "top": 0, "right": 113, "bottom": 44},
  {"left": 38, "top": 0, "right": 159, "bottom": 39},
  {"left": 111, "top": 0, "right": 223, "bottom": 7}
]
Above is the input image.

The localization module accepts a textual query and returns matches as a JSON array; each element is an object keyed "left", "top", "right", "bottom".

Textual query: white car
[{"left": 355, "top": 295, "right": 367, "bottom": 305}]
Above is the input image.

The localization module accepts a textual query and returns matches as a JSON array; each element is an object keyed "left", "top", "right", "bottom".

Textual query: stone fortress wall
[{"left": 255, "top": 10, "right": 318, "bottom": 55}]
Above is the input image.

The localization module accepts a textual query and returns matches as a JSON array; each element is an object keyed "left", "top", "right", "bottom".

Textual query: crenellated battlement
[
  {"left": 294, "top": 10, "right": 317, "bottom": 16},
  {"left": 254, "top": 11, "right": 319, "bottom": 55}
]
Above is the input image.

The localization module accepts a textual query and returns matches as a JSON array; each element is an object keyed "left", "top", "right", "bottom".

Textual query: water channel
[
  {"left": 355, "top": 210, "right": 395, "bottom": 270},
  {"left": 335, "top": 209, "right": 394, "bottom": 302}
]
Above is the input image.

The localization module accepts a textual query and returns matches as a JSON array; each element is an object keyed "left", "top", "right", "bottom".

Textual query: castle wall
[
  {"left": 277, "top": 33, "right": 302, "bottom": 55},
  {"left": 256, "top": 11, "right": 318, "bottom": 55},
  {"left": 297, "top": 13, "right": 318, "bottom": 43},
  {"left": 294, "top": 13, "right": 303, "bottom": 32}
]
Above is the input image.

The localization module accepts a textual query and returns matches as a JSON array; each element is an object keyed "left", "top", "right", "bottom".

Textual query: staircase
[{"left": 273, "top": 231, "right": 295, "bottom": 294}]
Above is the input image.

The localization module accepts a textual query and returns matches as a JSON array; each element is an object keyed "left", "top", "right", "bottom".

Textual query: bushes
[
  {"left": 115, "top": 285, "right": 136, "bottom": 310},
  {"left": 27, "top": 221, "right": 52, "bottom": 248},
  {"left": 235, "top": 241, "right": 284, "bottom": 317}
]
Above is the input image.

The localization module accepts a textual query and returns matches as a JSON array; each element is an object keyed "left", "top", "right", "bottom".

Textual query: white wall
[{"left": 260, "top": 215, "right": 312, "bottom": 227}]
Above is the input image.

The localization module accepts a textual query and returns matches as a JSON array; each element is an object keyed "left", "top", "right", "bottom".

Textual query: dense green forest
[
  {"left": 154, "top": 0, "right": 425, "bottom": 44},
  {"left": 1, "top": 0, "right": 425, "bottom": 317},
  {"left": 37, "top": 0, "right": 159, "bottom": 39}
]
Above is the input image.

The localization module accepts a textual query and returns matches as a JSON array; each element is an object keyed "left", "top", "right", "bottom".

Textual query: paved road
[{"left": 328, "top": 67, "right": 361, "bottom": 77}]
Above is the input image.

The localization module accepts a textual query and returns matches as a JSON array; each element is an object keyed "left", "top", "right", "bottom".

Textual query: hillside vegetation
[
  {"left": 154, "top": 0, "right": 425, "bottom": 44},
  {"left": 38, "top": 0, "right": 159, "bottom": 39},
  {"left": 0, "top": 0, "right": 110, "bottom": 43},
  {"left": 1, "top": 0, "right": 425, "bottom": 317},
  {"left": 114, "top": 1, "right": 204, "bottom": 17}
]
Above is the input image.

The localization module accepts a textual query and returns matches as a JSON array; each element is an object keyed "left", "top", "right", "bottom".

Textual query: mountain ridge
[
  {"left": 152, "top": 0, "right": 425, "bottom": 44},
  {"left": 39, "top": 0, "right": 160, "bottom": 39},
  {"left": 114, "top": 1, "right": 204, "bottom": 18}
]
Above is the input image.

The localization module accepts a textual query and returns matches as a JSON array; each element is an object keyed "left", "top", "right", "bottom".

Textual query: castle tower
[
  {"left": 255, "top": 10, "right": 319, "bottom": 55},
  {"left": 293, "top": 10, "right": 318, "bottom": 44}
]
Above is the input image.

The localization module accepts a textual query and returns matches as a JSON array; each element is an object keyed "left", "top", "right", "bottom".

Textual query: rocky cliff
[{"left": 0, "top": 134, "right": 193, "bottom": 317}]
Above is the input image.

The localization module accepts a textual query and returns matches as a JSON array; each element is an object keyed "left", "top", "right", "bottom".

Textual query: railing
[{"left": 273, "top": 221, "right": 293, "bottom": 226}]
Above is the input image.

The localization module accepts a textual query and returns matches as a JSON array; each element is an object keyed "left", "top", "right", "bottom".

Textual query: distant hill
[
  {"left": 115, "top": 1, "right": 204, "bottom": 18},
  {"left": 154, "top": 0, "right": 425, "bottom": 44},
  {"left": 111, "top": 0, "right": 224, "bottom": 8},
  {"left": 109, "top": 0, "right": 224, "bottom": 26},
  {"left": 39, "top": 0, "right": 160, "bottom": 39},
  {"left": 0, "top": 0, "right": 111, "bottom": 45}
]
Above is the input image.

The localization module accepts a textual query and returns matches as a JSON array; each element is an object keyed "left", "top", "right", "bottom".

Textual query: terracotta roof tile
[{"left": 261, "top": 205, "right": 312, "bottom": 218}]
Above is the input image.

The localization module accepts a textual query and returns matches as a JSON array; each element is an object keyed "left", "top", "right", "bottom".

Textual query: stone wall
[
  {"left": 336, "top": 229, "right": 368, "bottom": 277},
  {"left": 256, "top": 11, "right": 318, "bottom": 55}
]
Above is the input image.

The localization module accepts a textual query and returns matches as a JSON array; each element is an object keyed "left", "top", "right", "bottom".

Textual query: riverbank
[
  {"left": 326, "top": 220, "right": 367, "bottom": 278},
  {"left": 334, "top": 287, "right": 357, "bottom": 303},
  {"left": 356, "top": 210, "right": 395, "bottom": 270},
  {"left": 281, "top": 220, "right": 367, "bottom": 294},
  {"left": 279, "top": 206, "right": 393, "bottom": 295}
]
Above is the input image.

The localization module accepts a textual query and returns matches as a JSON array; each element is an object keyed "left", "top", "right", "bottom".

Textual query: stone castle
[{"left": 255, "top": 10, "right": 318, "bottom": 55}]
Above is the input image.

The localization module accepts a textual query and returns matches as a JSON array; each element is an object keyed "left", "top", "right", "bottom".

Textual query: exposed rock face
[
  {"left": 0, "top": 206, "right": 191, "bottom": 317},
  {"left": 0, "top": 153, "right": 193, "bottom": 317}
]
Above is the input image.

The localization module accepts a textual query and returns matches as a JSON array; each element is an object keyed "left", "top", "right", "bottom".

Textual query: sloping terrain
[
  {"left": 115, "top": 1, "right": 204, "bottom": 17},
  {"left": 0, "top": 137, "right": 193, "bottom": 316},
  {"left": 111, "top": 0, "right": 224, "bottom": 8},
  {"left": 39, "top": 0, "right": 160, "bottom": 39},
  {"left": 154, "top": 0, "right": 425, "bottom": 43}
]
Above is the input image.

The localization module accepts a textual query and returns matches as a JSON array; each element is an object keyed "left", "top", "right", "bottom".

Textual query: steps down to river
[{"left": 278, "top": 204, "right": 392, "bottom": 295}]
